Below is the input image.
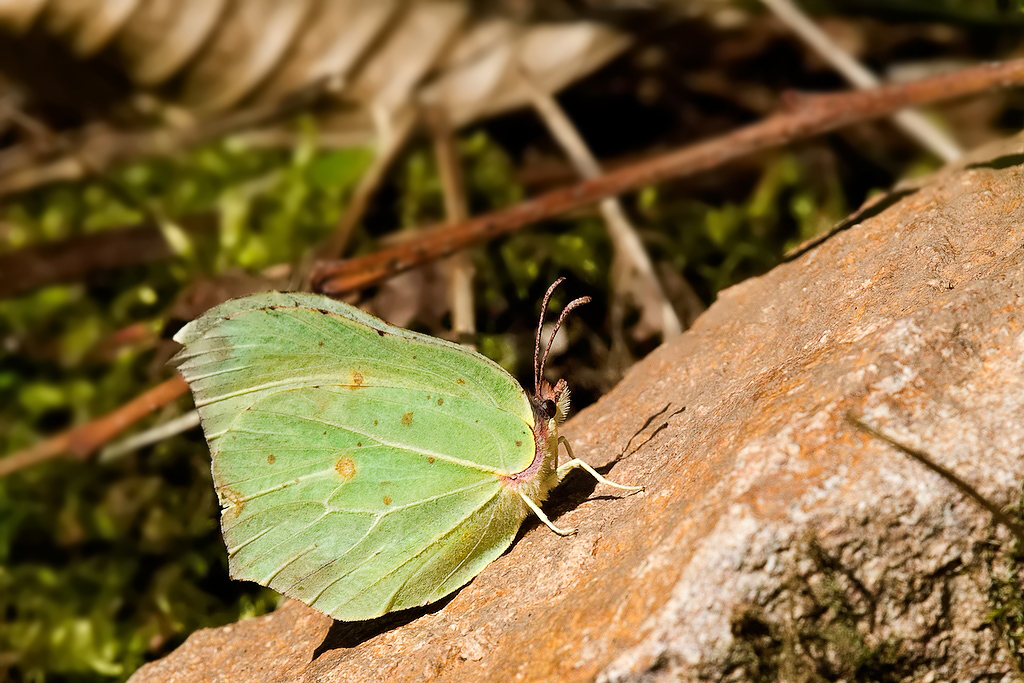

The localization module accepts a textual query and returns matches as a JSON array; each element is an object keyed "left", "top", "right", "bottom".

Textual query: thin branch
[
  {"left": 0, "top": 375, "right": 189, "bottom": 478},
  {"left": 428, "top": 108, "right": 476, "bottom": 341},
  {"left": 0, "top": 75, "right": 343, "bottom": 198},
  {"left": 761, "top": 0, "right": 962, "bottom": 162},
  {"left": 0, "top": 96, "right": 54, "bottom": 143},
  {"left": 100, "top": 409, "right": 201, "bottom": 463},
  {"left": 521, "top": 67, "right": 682, "bottom": 339},
  {"left": 846, "top": 414, "right": 1024, "bottom": 543},
  {"left": 311, "top": 57, "right": 1024, "bottom": 296},
  {"left": 316, "top": 108, "right": 416, "bottom": 263},
  {"left": 0, "top": 218, "right": 207, "bottom": 300}
]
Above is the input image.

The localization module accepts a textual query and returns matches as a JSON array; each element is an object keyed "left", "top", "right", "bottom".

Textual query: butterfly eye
[{"left": 540, "top": 399, "right": 557, "bottom": 420}]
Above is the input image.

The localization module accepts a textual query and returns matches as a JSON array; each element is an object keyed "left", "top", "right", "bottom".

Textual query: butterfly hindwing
[{"left": 172, "top": 293, "right": 540, "bottom": 620}]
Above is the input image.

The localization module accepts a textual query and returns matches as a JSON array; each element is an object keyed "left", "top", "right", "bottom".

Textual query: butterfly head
[
  {"left": 533, "top": 278, "right": 588, "bottom": 427},
  {"left": 535, "top": 378, "right": 572, "bottom": 426}
]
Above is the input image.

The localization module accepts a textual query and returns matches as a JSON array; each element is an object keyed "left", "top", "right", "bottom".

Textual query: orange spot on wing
[
  {"left": 383, "top": 496, "right": 393, "bottom": 506},
  {"left": 456, "top": 378, "right": 466, "bottom": 385},
  {"left": 219, "top": 487, "right": 246, "bottom": 523},
  {"left": 335, "top": 457, "right": 357, "bottom": 481},
  {"left": 350, "top": 371, "right": 365, "bottom": 389},
  {"left": 267, "top": 454, "right": 276, "bottom": 464},
  {"left": 401, "top": 412, "right": 414, "bottom": 427},
  {"left": 437, "top": 398, "right": 443, "bottom": 406}
]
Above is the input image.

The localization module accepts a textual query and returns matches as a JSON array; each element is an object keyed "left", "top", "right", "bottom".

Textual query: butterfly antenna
[
  {"left": 538, "top": 294, "right": 591, "bottom": 396},
  {"left": 534, "top": 278, "right": 566, "bottom": 395}
]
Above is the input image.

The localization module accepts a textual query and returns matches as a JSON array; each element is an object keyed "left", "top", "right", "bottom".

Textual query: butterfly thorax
[{"left": 499, "top": 379, "right": 568, "bottom": 504}]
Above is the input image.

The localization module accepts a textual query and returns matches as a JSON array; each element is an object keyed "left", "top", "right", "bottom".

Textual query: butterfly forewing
[{"left": 172, "top": 292, "right": 541, "bottom": 620}]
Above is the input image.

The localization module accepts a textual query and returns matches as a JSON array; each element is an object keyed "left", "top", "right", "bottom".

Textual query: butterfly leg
[
  {"left": 556, "top": 436, "right": 643, "bottom": 491},
  {"left": 517, "top": 490, "right": 576, "bottom": 536}
]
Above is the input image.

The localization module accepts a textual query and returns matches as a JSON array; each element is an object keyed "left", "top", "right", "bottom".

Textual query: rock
[{"left": 130, "top": 133, "right": 1024, "bottom": 683}]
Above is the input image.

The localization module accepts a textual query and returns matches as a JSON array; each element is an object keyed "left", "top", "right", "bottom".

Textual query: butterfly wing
[{"left": 172, "top": 292, "right": 538, "bottom": 620}]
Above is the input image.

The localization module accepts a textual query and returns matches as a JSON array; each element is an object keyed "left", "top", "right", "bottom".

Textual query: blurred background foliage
[{"left": 1, "top": 0, "right": 1023, "bottom": 680}]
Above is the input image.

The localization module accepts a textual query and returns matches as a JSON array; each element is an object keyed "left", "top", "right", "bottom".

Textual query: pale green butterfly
[{"left": 171, "top": 278, "right": 639, "bottom": 621}]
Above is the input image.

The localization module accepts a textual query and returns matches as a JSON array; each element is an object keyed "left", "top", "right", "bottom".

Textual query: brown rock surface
[{"left": 130, "top": 133, "right": 1024, "bottom": 682}]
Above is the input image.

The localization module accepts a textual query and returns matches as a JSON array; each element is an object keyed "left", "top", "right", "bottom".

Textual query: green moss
[
  {"left": 721, "top": 539, "right": 911, "bottom": 683},
  {"left": 983, "top": 484, "right": 1024, "bottom": 673}
]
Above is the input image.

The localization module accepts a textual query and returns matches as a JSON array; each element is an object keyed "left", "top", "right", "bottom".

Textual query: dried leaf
[
  {"left": 0, "top": 0, "right": 629, "bottom": 125},
  {"left": 0, "top": 0, "right": 631, "bottom": 194}
]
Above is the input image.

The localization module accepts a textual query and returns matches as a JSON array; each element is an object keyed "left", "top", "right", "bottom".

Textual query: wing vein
[
  {"left": 309, "top": 487, "right": 503, "bottom": 613},
  {"left": 228, "top": 407, "right": 510, "bottom": 475},
  {"left": 281, "top": 480, "right": 498, "bottom": 602}
]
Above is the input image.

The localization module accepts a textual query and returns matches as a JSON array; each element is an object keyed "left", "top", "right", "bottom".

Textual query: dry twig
[
  {"left": 311, "top": 58, "right": 1024, "bottom": 296},
  {"left": 429, "top": 109, "right": 476, "bottom": 341},
  {"left": 521, "top": 67, "right": 682, "bottom": 341},
  {"left": 761, "top": 0, "right": 962, "bottom": 162},
  {"left": 0, "top": 76, "right": 342, "bottom": 198},
  {"left": 316, "top": 109, "right": 417, "bottom": 262},
  {"left": 0, "top": 375, "right": 189, "bottom": 478},
  {"left": 0, "top": 219, "right": 207, "bottom": 299}
]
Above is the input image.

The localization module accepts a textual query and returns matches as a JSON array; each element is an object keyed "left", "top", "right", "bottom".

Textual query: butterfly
[{"left": 172, "top": 278, "right": 640, "bottom": 621}]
